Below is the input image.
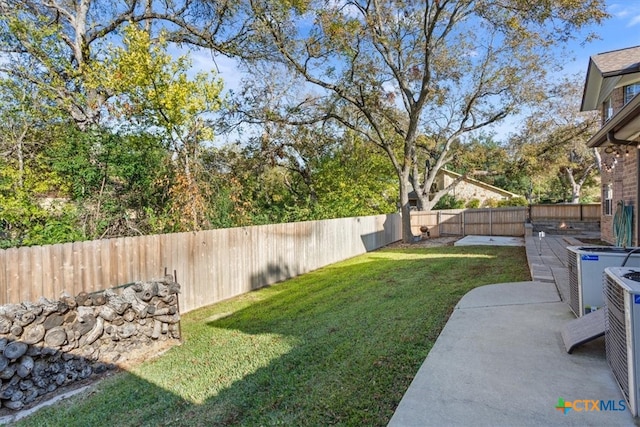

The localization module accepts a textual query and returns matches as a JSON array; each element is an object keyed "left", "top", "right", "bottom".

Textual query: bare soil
[{"left": 385, "top": 236, "right": 460, "bottom": 249}]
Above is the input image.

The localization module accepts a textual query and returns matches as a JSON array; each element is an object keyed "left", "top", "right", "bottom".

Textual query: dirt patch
[{"left": 385, "top": 236, "right": 460, "bottom": 249}]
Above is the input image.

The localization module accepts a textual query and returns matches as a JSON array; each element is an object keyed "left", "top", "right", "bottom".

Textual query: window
[
  {"left": 603, "top": 184, "right": 613, "bottom": 216},
  {"left": 625, "top": 82, "right": 640, "bottom": 105},
  {"left": 604, "top": 97, "right": 613, "bottom": 122}
]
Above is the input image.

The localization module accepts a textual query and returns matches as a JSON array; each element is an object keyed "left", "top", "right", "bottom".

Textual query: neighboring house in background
[
  {"left": 408, "top": 169, "right": 521, "bottom": 209},
  {"left": 581, "top": 45, "right": 640, "bottom": 246}
]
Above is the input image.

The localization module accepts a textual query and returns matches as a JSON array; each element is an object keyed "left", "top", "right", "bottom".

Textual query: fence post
[{"left": 489, "top": 208, "right": 493, "bottom": 236}]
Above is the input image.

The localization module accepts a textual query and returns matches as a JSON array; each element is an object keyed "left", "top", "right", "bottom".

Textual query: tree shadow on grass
[
  {"left": 189, "top": 247, "right": 520, "bottom": 425},
  {"left": 15, "top": 246, "right": 526, "bottom": 426}
]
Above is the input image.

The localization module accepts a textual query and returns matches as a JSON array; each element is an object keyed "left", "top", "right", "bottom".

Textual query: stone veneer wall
[{"left": 0, "top": 277, "right": 181, "bottom": 410}]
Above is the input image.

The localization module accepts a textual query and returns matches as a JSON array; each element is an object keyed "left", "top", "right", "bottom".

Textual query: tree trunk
[
  {"left": 565, "top": 168, "right": 581, "bottom": 204},
  {"left": 593, "top": 148, "right": 602, "bottom": 175},
  {"left": 399, "top": 176, "right": 415, "bottom": 243},
  {"left": 566, "top": 162, "right": 597, "bottom": 205}
]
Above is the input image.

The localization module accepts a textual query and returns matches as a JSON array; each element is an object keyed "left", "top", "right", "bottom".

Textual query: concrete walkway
[{"left": 388, "top": 234, "right": 637, "bottom": 426}]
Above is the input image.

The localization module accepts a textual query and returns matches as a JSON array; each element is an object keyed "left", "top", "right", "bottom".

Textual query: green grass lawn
[{"left": 16, "top": 245, "right": 530, "bottom": 426}]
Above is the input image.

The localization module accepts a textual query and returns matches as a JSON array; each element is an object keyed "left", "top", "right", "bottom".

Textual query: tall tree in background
[
  {"left": 0, "top": 0, "right": 611, "bottom": 246},
  {"left": 98, "top": 25, "right": 224, "bottom": 230},
  {"left": 0, "top": 5, "right": 230, "bottom": 242},
  {"left": 0, "top": 0, "right": 242, "bottom": 129},
  {"left": 0, "top": 78, "right": 82, "bottom": 246},
  {"left": 448, "top": 133, "right": 520, "bottom": 193},
  {"left": 235, "top": 0, "right": 607, "bottom": 242},
  {"left": 210, "top": 127, "right": 397, "bottom": 226},
  {"left": 510, "top": 76, "right": 601, "bottom": 203}
]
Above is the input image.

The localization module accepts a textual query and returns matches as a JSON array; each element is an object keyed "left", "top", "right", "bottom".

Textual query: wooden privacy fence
[
  {"left": 529, "top": 204, "right": 600, "bottom": 220},
  {"left": 410, "top": 207, "right": 527, "bottom": 237},
  {"left": 410, "top": 204, "right": 601, "bottom": 237},
  {"left": 0, "top": 214, "right": 402, "bottom": 312}
]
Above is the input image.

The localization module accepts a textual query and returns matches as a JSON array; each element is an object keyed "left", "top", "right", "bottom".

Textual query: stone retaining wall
[{"left": 0, "top": 277, "right": 181, "bottom": 410}]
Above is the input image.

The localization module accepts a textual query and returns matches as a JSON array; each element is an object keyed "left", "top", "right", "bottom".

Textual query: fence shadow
[
  {"left": 11, "top": 245, "right": 515, "bottom": 425},
  {"left": 249, "top": 259, "right": 296, "bottom": 290},
  {"left": 360, "top": 214, "right": 400, "bottom": 250}
]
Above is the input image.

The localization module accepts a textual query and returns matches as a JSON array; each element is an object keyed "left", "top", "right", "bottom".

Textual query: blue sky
[
  {"left": 566, "top": 1, "right": 640, "bottom": 74},
  {"left": 485, "top": 1, "right": 640, "bottom": 141},
  {"left": 185, "top": 0, "right": 640, "bottom": 143},
  {"left": 198, "top": 1, "right": 640, "bottom": 92}
]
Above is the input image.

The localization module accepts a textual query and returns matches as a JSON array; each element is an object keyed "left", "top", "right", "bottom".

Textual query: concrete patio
[{"left": 388, "top": 234, "right": 637, "bottom": 426}]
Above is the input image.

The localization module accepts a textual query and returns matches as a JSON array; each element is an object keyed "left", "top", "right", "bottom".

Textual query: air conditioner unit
[
  {"left": 603, "top": 267, "right": 640, "bottom": 416},
  {"left": 567, "top": 246, "right": 640, "bottom": 317}
]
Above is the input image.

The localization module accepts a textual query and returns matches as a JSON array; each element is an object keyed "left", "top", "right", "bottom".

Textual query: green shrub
[
  {"left": 434, "top": 194, "right": 465, "bottom": 210},
  {"left": 497, "top": 196, "right": 528, "bottom": 207},
  {"left": 483, "top": 198, "right": 498, "bottom": 208},
  {"left": 465, "top": 198, "right": 481, "bottom": 209}
]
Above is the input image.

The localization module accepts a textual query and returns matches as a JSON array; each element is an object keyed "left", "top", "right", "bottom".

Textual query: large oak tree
[{"left": 234, "top": 0, "right": 607, "bottom": 242}]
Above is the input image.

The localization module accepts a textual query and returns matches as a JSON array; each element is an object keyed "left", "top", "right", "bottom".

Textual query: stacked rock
[{"left": 0, "top": 277, "right": 181, "bottom": 410}]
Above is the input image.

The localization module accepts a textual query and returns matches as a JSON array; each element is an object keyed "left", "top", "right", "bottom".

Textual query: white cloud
[
  {"left": 608, "top": 1, "right": 640, "bottom": 26},
  {"left": 190, "top": 49, "right": 243, "bottom": 92},
  {"left": 168, "top": 45, "right": 243, "bottom": 94},
  {"left": 628, "top": 14, "right": 640, "bottom": 27}
]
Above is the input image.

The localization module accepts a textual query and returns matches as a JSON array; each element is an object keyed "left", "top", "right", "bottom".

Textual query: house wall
[
  {"left": 624, "top": 152, "right": 639, "bottom": 247},
  {"left": 600, "top": 87, "right": 639, "bottom": 246},
  {"left": 599, "top": 150, "right": 639, "bottom": 246},
  {"left": 441, "top": 174, "right": 511, "bottom": 204},
  {"left": 600, "top": 160, "right": 614, "bottom": 244}
]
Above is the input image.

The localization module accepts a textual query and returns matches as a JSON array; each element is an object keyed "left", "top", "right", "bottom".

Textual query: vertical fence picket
[
  {"left": 49, "top": 244, "right": 62, "bottom": 299},
  {"left": 142, "top": 236, "right": 156, "bottom": 280},
  {"left": 7, "top": 248, "right": 19, "bottom": 304},
  {"left": 61, "top": 243, "right": 74, "bottom": 297},
  {"left": 30, "top": 245, "right": 44, "bottom": 301},
  {"left": 108, "top": 238, "right": 119, "bottom": 290},
  {"left": 90, "top": 240, "right": 101, "bottom": 293},
  {"left": 99, "top": 239, "right": 111, "bottom": 293},
  {"left": 18, "top": 248, "right": 32, "bottom": 302},
  {"left": 186, "top": 232, "right": 196, "bottom": 311},
  {"left": 79, "top": 241, "right": 91, "bottom": 294},
  {"left": 0, "top": 248, "right": 6, "bottom": 305}
]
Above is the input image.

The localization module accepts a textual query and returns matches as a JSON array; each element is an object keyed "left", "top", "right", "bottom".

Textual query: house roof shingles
[
  {"left": 581, "top": 45, "right": 640, "bottom": 112},
  {"left": 591, "top": 45, "right": 640, "bottom": 76},
  {"left": 582, "top": 45, "right": 640, "bottom": 147}
]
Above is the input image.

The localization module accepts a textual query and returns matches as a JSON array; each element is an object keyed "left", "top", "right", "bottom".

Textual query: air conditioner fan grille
[
  {"left": 567, "top": 249, "right": 580, "bottom": 316},
  {"left": 604, "top": 273, "right": 630, "bottom": 403},
  {"left": 623, "top": 271, "right": 640, "bottom": 282}
]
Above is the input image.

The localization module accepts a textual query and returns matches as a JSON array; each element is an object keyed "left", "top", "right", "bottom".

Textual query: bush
[
  {"left": 434, "top": 194, "right": 465, "bottom": 210},
  {"left": 465, "top": 198, "right": 481, "bottom": 209},
  {"left": 483, "top": 198, "right": 499, "bottom": 208},
  {"left": 497, "top": 196, "right": 528, "bottom": 207}
]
